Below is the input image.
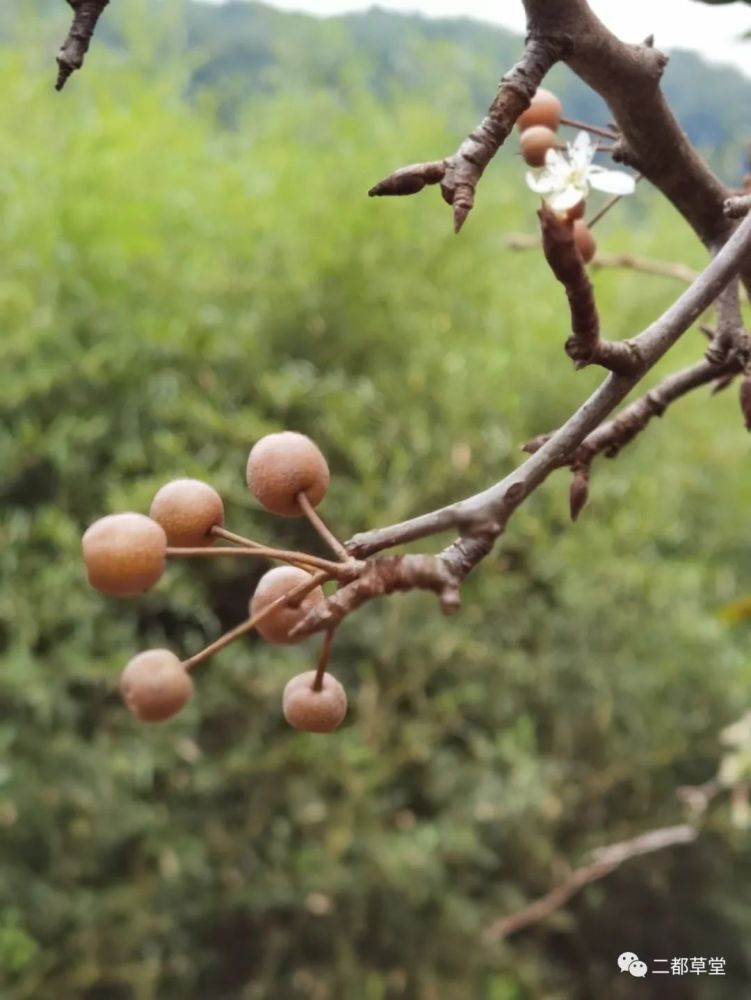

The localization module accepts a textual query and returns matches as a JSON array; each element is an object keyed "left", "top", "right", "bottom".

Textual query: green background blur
[{"left": 1, "top": 2, "right": 751, "bottom": 998}]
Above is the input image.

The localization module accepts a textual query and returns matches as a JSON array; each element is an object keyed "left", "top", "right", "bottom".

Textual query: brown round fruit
[
  {"left": 573, "top": 219, "right": 597, "bottom": 264},
  {"left": 250, "top": 566, "right": 325, "bottom": 645},
  {"left": 517, "top": 88, "right": 562, "bottom": 132},
  {"left": 150, "top": 478, "right": 224, "bottom": 547},
  {"left": 519, "top": 125, "right": 559, "bottom": 167},
  {"left": 82, "top": 513, "right": 167, "bottom": 597},
  {"left": 282, "top": 670, "right": 348, "bottom": 733},
  {"left": 120, "top": 649, "right": 193, "bottom": 722},
  {"left": 246, "top": 431, "right": 329, "bottom": 517}
]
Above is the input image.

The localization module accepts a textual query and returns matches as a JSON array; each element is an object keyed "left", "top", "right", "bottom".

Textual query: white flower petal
[
  {"left": 569, "top": 131, "right": 595, "bottom": 170},
  {"left": 587, "top": 167, "right": 636, "bottom": 196},
  {"left": 543, "top": 147, "right": 570, "bottom": 176},
  {"left": 546, "top": 184, "right": 589, "bottom": 212},
  {"left": 526, "top": 170, "right": 561, "bottom": 194}
]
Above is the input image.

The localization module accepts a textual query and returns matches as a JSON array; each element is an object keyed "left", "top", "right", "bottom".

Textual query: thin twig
[
  {"left": 312, "top": 629, "right": 336, "bottom": 692},
  {"left": 587, "top": 175, "right": 643, "bottom": 229},
  {"left": 559, "top": 116, "right": 618, "bottom": 140},
  {"left": 591, "top": 253, "right": 698, "bottom": 285},
  {"left": 579, "top": 357, "right": 741, "bottom": 456},
  {"left": 505, "top": 234, "right": 698, "bottom": 284},
  {"left": 523, "top": 356, "right": 742, "bottom": 461},
  {"left": 484, "top": 824, "right": 697, "bottom": 942}
]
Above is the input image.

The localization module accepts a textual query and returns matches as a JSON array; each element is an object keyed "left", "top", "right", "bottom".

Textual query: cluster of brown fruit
[
  {"left": 517, "top": 87, "right": 597, "bottom": 264},
  {"left": 82, "top": 432, "right": 348, "bottom": 734}
]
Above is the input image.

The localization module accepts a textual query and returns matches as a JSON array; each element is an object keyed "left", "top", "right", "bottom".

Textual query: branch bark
[
  {"left": 522, "top": 2, "right": 740, "bottom": 259},
  {"left": 589, "top": 359, "right": 740, "bottom": 452},
  {"left": 539, "top": 206, "right": 644, "bottom": 374},
  {"left": 483, "top": 824, "right": 697, "bottom": 942},
  {"left": 706, "top": 277, "right": 746, "bottom": 366},
  {"left": 726, "top": 194, "right": 751, "bottom": 220},
  {"left": 347, "top": 212, "right": 751, "bottom": 561},
  {"left": 371, "top": 0, "right": 751, "bottom": 291},
  {"left": 56, "top": 0, "right": 110, "bottom": 91},
  {"left": 368, "top": 34, "right": 569, "bottom": 232}
]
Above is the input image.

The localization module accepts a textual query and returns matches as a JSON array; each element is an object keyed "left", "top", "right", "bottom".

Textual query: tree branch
[
  {"left": 347, "top": 212, "right": 751, "bottom": 561},
  {"left": 505, "top": 233, "right": 701, "bottom": 284},
  {"left": 483, "top": 824, "right": 697, "bottom": 942},
  {"left": 368, "top": 34, "right": 569, "bottom": 232},
  {"left": 539, "top": 206, "right": 644, "bottom": 374},
  {"left": 290, "top": 527, "right": 499, "bottom": 638},
  {"left": 523, "top": 2, "right": 731, "bottom": 244},
  {"left": 371, "top": 0, "right": 750, "bottom": 291},
  {"left": 706, "top": 277, "right": 746, "bottom": 366},
  {"left": 524, "top": 355, "right": 742, "bottom": 458},
  {"left": 591, "top": 254, "right": 698, "bottom": 286},
  {"left": 56, "top": 0, "right": 110, "bottom": 91}
]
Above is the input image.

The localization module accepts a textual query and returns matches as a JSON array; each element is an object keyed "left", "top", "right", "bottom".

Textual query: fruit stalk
[
  {"left": 210, "top": 525, "right": 264, "bottom": 549},
  {"left": 166, "top": 544, "right": 347, "bottom": 577},
  {"left": 297, "top": 492, "right": 350, "bottom": 562},
  {"left": 559, "top": 116, "right": 618, "bottom": 141},
  {"left": 183, "top": 570, "right": 329, "bottom": 670},
  {"left": 312, "top": 629, "right": 336, "bottom": 692}
]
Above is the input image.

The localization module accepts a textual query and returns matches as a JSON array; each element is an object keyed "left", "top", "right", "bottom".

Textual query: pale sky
[{"left": 233, "top": 0, "right": 751, "bottom": 77}]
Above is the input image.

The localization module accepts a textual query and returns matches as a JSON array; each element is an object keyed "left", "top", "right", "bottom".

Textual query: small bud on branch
[{"left": 569, "top": 464, "right": 591, "bottom": 522}]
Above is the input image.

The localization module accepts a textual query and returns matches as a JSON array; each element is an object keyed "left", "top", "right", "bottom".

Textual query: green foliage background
[{"left": 1, "top": 4, "right": 751, "bottom": 999}]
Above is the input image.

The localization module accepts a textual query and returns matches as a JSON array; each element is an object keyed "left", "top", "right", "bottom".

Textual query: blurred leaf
[{"left": 718, "top": 596, "right": 751, "bottom": 623}]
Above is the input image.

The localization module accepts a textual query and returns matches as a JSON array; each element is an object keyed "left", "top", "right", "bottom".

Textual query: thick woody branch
[
  {"left": 369, "top": 0, "right": 750, "bottom": 290},
  {"left": 348, "top": 212, "right": 751, "bottom": 559},
  {"left": 539, "top": 206, "right": 643, "bottom": 374},
  {"left": 56, "top": 0, "right": 109, "bottom": 91},
  {"left": 521, "top": 0, "right": 751, "bottom": 292},
  {"left": 290, "top": 553, "right": 458, "bottom": 637},
  {"left": 291, "top": 525, "right": 498, "bottom": 638},
  {"left": 483, "top": 824, "right": 697, "bottom": 942},
  {"left": 368, "top": 34, "right": 568, "bottom": 232}
]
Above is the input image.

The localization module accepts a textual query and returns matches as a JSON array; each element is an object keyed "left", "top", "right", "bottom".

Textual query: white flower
[{"left": 526, "top": 131, "right": 636, "bottom": 212}]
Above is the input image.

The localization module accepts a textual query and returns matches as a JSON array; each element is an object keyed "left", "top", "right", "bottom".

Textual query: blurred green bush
[{"left": 2, "top": 13, "right": 751, "bottom": 1000}]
